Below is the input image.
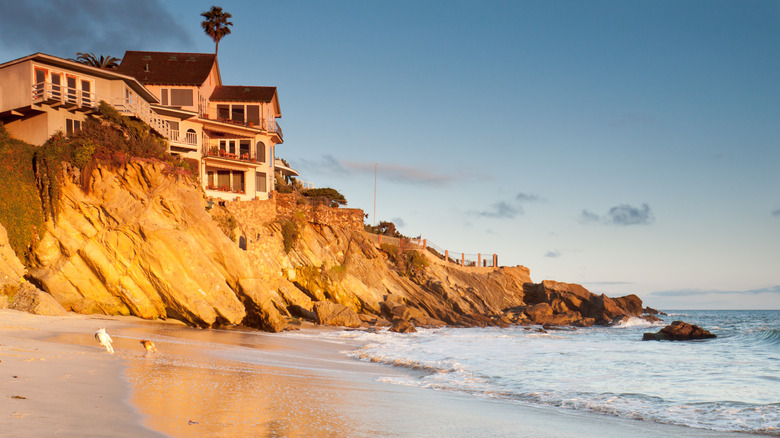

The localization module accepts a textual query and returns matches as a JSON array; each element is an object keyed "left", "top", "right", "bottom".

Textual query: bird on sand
[
  {"left": 94, "top": 328, "right": 114, "bottom": 353},
  {"left": 140, "top": 339, "right": 157, "bottom": 352}
]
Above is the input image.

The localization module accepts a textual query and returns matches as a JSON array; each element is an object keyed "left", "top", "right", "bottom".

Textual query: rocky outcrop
[
  {"left": 0, "top": 223, "right": 67, "bottom": 316},
  {"left": 1, "top": 160, "right": 654, "bottom": 332},
  {"left": 313, "top": 301, "right": 364, "bottom": 328},
  {"left": 24, "top": 161, "right": 284, "bottom": 330},
  {"left": 520, "top": 280, "right": 643, "bottom": 326},
  {"left": 643, "top": 321, "right": 717, "bottom": 341}
]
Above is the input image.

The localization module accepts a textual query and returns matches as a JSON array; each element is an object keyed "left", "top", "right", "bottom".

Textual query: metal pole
[{"left": 373, "top": 162, "right": 377, "bottom": 227}]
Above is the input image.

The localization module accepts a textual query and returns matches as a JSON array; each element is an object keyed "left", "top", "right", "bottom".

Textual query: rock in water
[{"left": 643, "top": 321, "right": 716, "bottom": 341}]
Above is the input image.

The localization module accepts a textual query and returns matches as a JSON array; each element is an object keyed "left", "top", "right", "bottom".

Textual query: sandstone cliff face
[
  {"left": 4, "top": 160, "right": 647, "bottom": 331},
  {"left": 0, "top": 222, "right": 67, "bottom": 315}
]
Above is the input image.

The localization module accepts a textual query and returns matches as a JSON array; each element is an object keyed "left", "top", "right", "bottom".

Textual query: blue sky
[{"left": 1, "top": 0, "right": 778, "bottom": 310}]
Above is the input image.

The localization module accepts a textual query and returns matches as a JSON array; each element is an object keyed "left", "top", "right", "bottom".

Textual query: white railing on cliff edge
[{"left": 364, "top": 233, "right": 499, "bottom": 268}]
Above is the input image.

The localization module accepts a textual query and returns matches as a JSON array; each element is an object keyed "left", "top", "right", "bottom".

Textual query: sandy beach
[{"left": 1, "top": 309, "right": 759, "bottom": 438}]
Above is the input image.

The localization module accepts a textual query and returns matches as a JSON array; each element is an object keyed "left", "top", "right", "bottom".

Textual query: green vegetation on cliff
[
  {"left": 0, "top": 103, "right": 194, "bottom": 262},
  {"left": 0, "top": 126, "right": 45, "bottom": 261}
]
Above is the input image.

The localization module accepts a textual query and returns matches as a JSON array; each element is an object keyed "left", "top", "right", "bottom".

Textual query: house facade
[
  {"left": 0, "top": 51, "right": 297, "bottom": 201},
  {"left": 0, "top": 53, "right": 159, "bottom": 146}
]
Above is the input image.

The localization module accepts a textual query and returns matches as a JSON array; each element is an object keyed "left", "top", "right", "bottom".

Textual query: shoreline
[{"left": 1, "top": 309, "right": 761, "bottom": 437}]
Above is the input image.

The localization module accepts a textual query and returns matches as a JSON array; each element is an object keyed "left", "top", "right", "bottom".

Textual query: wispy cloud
[
  {"left": 0, "top": 0, "right": 192, "bottom": 57},
  {"left": 475, "top": 201, "right": 521, "bottom": 219},
  {"left": 650, "top": 285, "right": 780, "bottom": 297},
  {"left": 390, "top": 217, "right": 406, "bottom": 228},
  {"left": 544, "top": 250, "right": 561, "bottom": 258},
  {"left": 580, "top": 203, "right": 655, "bottom": 226},
  {"left": 471, "top": 192, "right": 544, "bottom": 219},
  {"left": 298, "top": 155, "right": 453, "bottom": 186},
  {"left": 772, "top": 208, "right": 780, "bottom": 218}
]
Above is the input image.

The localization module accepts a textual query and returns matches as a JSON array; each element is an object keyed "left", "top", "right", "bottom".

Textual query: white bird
[{"left": 94, "top": 328, "right": 114, "bottom": 353}]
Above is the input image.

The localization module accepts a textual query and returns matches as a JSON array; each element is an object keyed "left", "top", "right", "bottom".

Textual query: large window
[
  {"left": 239, "top": 140, "right": 250, "bottom": 159},
  {"left": 247, "top": 105, "right": 260, "bottom": 126},
  {"left": 231, "top": 106, "right": 245, "bottom": 124},
  {"left": 171, "top": 89, "right": 193, "bottom": 106},
  {"left": 256, "top": 172, "right": 267, "bottom": 193},
  {"left": 256, "top": 141, "right": 266, "bottom": 163},
  {"left": 233, "top": 171, "right": 245, "bottom": 193},
  {"left": 66, "top": 119, "right": 82, "bottom": 137},
  {"left": 32, "top": 67, "right": 93, "bottom": 106},
  {"left": 160, "top": 88, "right": 194, "bottom": 107},
  {"left": 217, "top": 171, "right": 231, "bottom": 190},
  {"left": 215, "top": 103, "right": 261, "bottom": 126}
]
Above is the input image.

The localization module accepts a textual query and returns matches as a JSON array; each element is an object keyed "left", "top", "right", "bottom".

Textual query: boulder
[
  {"left": 643, "top": 321, "right": 716, "bottom": 341},
  {"left": 390, "top": 319, "right": 416, "bottom": 333},
  {"left": 6, "top": 281, "right": 68, "bottom": 316},
  {"left": 524, "top": 302, "right": 553, "bottom": 323},
  {"left": 288, "top": 304, "right": 317, "bottom": 321},
  {"left": 313, "top": 301, "right": 363, "bottom": 328}
]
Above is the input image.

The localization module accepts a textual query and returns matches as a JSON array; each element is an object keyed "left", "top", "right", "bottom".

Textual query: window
[
  {"left": 66, "top": 119, "right": 82, "bottom": 137},
  {"left": 247, "top": 105, "right": 260, "bottom": 126},
  {"left": 207, "top": 171, "right": 215, "bottom": 188},
  {"left": 231, "top": 106, "right": 245, "bottom": 124},
  {"left": 233, "top": 171, "right": 245, "bottom": 193},
  {"left": 161, "top": 89, "right": 168, "bottom": 106},
  {"left": 256, "top": 141, "right": 266, "bottom": 163},
  {"left": 217, "top": 171, "right": 231, "bottom": 190},
  {"left": 66, "top": 76, "right": 77, "bottom": 104},
  {"left": 34, "top": 69, "right": 46, "bottom": 99},
  {"left": 217, "top": 104, "right": 230, "bottom": 121},
  {"left": 170, "top": 89, "right": 193, "bottom": 106},
  {"left": 81, "top": 80, "right": 92, "bottom": 106},
  {"left": 256, "top": 172, "right": 267, "bottom": 193},
  {"left": 50, "top": 73, "right": 62, "bottom": 100},
  {"left": 239, "top": 140, "right": 250, "bottom": 159}
]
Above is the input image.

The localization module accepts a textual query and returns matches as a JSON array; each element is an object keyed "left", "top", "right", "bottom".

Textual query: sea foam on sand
[{"left": 0, "top": 310, "right": 753, "bottom": 438}]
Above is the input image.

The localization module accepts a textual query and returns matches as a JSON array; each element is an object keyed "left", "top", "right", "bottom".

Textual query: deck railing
[
  {"left": 364, "top": 233, "right": 498, "bottom": 268},
  {"left": 32, "top": 82, "right": 186, "bottom": 147}
]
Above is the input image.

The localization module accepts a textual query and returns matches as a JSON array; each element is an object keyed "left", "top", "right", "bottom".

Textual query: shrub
[
  {"left": 301, "top": 187, "right": 347, "bottom": 207},
  {"left": 0, "top": 126, "right": 45, "bottom": 261},
  {"left": 367, "top": 220, "right": 403, "bottom": 238},
  {"left": 280, "top": 219, "right": 300, "bottom": 253}
]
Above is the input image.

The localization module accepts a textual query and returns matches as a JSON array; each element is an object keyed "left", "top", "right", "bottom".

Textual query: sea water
[{"left": 302, "top": 310, "right": 779, "bottom": 436}]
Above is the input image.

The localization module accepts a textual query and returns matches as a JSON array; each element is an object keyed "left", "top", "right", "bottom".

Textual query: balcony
[
  {"left": 201, "top": 114, "right": 283, "bottom": 142},
  {"left": 32, "top": 82, "right": 177, "bottom": 146},
  {"left": 168, "top": 129, "right": 198, "bottom": 149},
  {"left": 32, "top": 82, "right": 97, "bottom": 112},
  {"left": 204, "top": 147, "right": 265, "bottom": 164}
]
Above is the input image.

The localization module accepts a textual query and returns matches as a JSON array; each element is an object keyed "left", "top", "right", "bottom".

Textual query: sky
[{"left": 1, "top": 0, "right": 778, "bottom": 310}]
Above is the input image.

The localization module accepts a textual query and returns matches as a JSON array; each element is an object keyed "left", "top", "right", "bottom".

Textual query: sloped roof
[
  {"left": 210, "top": 86, "right": 277, "bottom": 102},
  {"left": 116, "top": 51, "right": 217, "bottom": 86},
  {"left": 0, "top": 52, "right": 158, "bottom": 103}
]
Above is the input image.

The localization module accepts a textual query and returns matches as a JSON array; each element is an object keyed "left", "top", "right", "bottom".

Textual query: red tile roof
[
  {"left": 210, "top": 86, "right": 277, "bottom": 103},
  {"left": 116, "top": 51, "right": 217, "bottom": 86}
]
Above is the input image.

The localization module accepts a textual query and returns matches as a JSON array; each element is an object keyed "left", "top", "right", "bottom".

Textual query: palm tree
[
  {"left": 201, "top": 6, "right": 233, "bottom": 56},
  {"left": 72, "top": 52, "right": 120, "bottom": 69}
]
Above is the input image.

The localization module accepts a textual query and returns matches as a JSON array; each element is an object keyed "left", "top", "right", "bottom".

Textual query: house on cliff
[{"left": 0, "top": 51, "right": 298, "bottom": 201}]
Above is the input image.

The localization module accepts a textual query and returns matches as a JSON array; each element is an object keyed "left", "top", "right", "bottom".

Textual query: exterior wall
[
  {"left": 0, "top": 61, "right": 33, "bottom": 111},
  {"left": 4, "top": 113, "right": 49, "bottom": 145}
]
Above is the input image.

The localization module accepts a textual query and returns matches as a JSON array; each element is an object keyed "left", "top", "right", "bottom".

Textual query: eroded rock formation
[
  {"left": 643, "top": 321, "right": 717, "bottom": 341},
  {"left": 1, "top": 160, "right": 654, "bottom": 332}
]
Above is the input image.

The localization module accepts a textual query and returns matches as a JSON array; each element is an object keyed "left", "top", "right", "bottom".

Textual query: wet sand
[{"left": 0, "top": 309, "right": 759, "bottom": 437}]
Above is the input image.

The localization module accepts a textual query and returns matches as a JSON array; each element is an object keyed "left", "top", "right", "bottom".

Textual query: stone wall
[{"left": 225, "top": 192, "right": 365, "bottom": 237}]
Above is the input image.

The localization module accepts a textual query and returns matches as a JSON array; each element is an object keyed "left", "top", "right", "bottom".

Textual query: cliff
[{"left": 1, "top": 160, "right": 648, "bottom": 331}]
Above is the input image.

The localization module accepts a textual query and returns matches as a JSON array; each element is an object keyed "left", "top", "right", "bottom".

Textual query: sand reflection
[{"left": 123, "top": 326, "right": 363, "bottom": 437}]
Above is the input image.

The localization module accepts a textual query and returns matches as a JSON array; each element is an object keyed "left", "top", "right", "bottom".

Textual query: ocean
[{"left": 295, "top": 310, "right": 779, "bottom": 436}]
